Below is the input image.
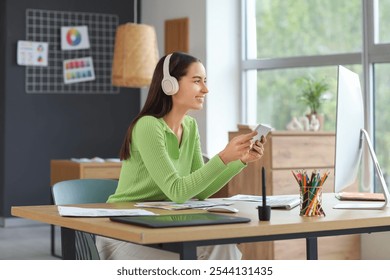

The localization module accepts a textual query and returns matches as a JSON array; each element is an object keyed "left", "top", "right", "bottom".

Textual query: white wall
[
  {"left": 141, "top": 0, "right": 241, "bottom": 156},
  {"left": 205, "top": 0, "right": 241, "bottom": 156}
]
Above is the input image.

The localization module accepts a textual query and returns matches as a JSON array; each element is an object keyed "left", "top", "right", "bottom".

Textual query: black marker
[
  {"left": 258, "top": 166, "right": 271, "bottom": 221},
  {"left": 262, "top": 166, "right": 267, "bottom": 208}
]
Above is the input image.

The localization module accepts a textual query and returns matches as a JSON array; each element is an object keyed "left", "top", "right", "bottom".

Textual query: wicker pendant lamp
[{"left": 111, "top": 1, "right": 159, "bottom": 88}]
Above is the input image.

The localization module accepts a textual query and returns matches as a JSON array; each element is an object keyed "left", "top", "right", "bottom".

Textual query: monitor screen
[{"left": 334, "top": 66, "right": 364, "bottom": 194}]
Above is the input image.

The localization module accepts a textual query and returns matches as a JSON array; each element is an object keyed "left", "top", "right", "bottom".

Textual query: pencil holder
[
  {"left": 292, "top": 170, "right": 327, "bottom": 217},
  {"left": 299, "top": 185, "right": 325, "bottom": 217}
]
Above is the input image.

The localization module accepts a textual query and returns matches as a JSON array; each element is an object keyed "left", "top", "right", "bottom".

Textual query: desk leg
[
  {"left": 306, "top": 237, "right": 318, "bottom": 260},
  {"left": 51, "top": 225, "right": 56, "bottom": 255},
  {"left": 50, "top": 194, "right": 61, "bottom": 258},
  {"left": 61, "top": 227, "right": 76, "bottom": 260},
  {"left": 178, "top": 243, "right": 197, "bottom": 260}
]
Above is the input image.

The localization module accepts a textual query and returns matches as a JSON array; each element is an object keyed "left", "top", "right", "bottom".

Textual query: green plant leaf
[{"left": 296, "top": 76, "right": 330, "bottom": 114}]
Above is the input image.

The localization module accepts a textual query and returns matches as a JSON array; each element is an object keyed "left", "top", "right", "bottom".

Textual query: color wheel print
[{"left": 66, "top": 28, "right": 82, "bottom": 46}]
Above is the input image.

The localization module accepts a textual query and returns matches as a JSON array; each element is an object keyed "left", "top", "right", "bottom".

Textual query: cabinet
[
  {"left": 50, "top": 160, "right": 122, "bottom": 185},
  {"left": 215, "top": 125, "right": 360, "bottom": 260}
]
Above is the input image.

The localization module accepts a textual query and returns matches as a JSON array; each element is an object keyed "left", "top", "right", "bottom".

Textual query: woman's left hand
[{"left": 240, "top": 136, "right": 266, "bottom": 164}]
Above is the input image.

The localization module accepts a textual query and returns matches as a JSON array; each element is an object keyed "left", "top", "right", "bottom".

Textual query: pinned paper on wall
[
  {"left": 17, "top": 40, "right": 48, "bottom": 66},
  {"left": 61, "top": 26, "right": 90, "bottom": 51},
  {"left": 63, "top": 56, "right": 95, "bottom": 84}
]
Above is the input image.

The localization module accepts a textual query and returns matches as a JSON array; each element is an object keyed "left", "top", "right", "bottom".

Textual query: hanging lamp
[{"left": 111, "top": 1, "right": 159, "bottom": 88}]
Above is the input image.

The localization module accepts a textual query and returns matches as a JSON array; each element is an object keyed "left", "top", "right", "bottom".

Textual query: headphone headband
[
  {"left": 161, "top": 54, "right": 179, "bottom": 95},
  {"left": 163, "top": 54, "right": 173, "bottom": 78}
]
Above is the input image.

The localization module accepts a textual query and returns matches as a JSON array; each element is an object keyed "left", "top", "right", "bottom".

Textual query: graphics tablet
[{"left": 110, "top": 213, "right": 250, "bottom": 228}]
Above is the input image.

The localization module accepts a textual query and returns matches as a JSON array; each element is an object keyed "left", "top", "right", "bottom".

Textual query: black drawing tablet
[{"left": 110, "top": 213, "right": 250, "bottom": 228}]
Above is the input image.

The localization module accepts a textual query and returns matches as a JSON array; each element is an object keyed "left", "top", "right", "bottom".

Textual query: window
[
  {"left": 253, "top": 0, "right": 361, "bottom": 59},
  {"left": 242, "top": 0, "right": 390, "bottom": 188},
  {"left": 377, "top": 0, "right": 390, "bottom": 43}
]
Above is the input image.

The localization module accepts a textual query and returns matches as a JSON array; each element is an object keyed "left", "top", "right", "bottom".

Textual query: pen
[{"left": 262, "top": 166, "right": 267, "bottom": 208}]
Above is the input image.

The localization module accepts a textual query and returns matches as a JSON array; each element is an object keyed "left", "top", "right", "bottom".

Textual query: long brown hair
[{"left": 119, "top": 52, "right": 200, "bottom": 160}]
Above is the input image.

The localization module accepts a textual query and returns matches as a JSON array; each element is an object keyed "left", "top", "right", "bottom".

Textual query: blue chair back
[
  {"left": 51, "top": 179, "right": 118, "bottom": 260},
  {"left": 52, "top": 179, "right": 118, "bottom": 205}
]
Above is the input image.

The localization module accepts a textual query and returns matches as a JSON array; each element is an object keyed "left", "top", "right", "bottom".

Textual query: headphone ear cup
[{"left": 161, "top": 76, "right": 179, "bottom": 95}]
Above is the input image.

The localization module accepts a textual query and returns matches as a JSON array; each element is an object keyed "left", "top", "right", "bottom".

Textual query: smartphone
[{"left": 252, "top": 124, "right": 272, "bottom": 142}]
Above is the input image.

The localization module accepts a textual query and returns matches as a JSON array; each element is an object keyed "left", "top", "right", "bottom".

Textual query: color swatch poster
[
  {"left": 61, "top": 26, "right": 90, "bottom": 50},
  {"left": 63, "top": 57, "right": 95, "bottom": 84},
  {"left": 17, "top": 40, "right": 48, "bottom": 66}
]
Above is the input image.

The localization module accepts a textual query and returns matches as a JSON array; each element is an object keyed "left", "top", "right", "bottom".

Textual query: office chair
[{"left": 51, "top": 179, "right": 118, "bottom": 260}]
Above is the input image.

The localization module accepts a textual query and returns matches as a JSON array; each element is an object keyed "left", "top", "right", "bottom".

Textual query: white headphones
[{"left": 161, "top": 53, "right": 179, "bottom": 95}]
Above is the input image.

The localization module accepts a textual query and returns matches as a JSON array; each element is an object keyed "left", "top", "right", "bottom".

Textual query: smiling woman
[{"left": 96, "top": 52, "right": 267, "bottom": 260}]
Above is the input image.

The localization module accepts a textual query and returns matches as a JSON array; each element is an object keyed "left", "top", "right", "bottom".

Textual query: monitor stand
[{"left": 334, "top": 129, "right": 390, "bottom": 209}]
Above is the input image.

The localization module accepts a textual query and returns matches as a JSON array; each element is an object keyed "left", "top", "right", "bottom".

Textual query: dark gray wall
[{"left": 0, "top": 0, "right": 140, "bottom": 218}]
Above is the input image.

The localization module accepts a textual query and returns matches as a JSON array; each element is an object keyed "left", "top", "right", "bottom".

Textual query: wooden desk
[
  {"left": 50, "top": 160, "right": 122, "bottom": 186},
  {"left": 11, "top": 194, "right": 390, "bottom": 260}
]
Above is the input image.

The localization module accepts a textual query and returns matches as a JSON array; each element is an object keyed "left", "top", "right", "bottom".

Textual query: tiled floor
[{"left": 0, "top": 222, "right": 60, "bottom": 260}]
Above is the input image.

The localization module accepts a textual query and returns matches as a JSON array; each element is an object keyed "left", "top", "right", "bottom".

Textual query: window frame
[{"left": 241, "top": 0, "right": 390, "bottom": 191}]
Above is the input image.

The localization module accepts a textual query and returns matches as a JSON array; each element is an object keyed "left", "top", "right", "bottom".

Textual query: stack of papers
[
  {"left": 225, "top": 194, "right": 300, "bottom": 209},
  {"left": 135, "top": 200, "right": 233, "bottom": 210},
  {"left": 58, "top": 206, "right": 156, "bottom": 217}
]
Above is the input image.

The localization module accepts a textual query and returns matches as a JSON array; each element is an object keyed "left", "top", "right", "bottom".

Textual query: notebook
[
  {"left": 336, "top": 192, "right": 385, "bottom": 201},
  {"left": 110, "top": 213, "right": 250, "bottom": 228}
]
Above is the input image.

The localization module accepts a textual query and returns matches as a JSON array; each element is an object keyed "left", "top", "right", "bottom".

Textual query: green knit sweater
[{"left": 108, "top": 115, "right": 246, "bottom": 204}]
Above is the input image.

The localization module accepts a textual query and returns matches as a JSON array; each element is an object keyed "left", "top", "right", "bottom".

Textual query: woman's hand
[
  {"left": 218, "top": 131, "right": 258, "bottom": 165},
  {"left": 240, "top": 136, "right": 266, "bottom": 164}
]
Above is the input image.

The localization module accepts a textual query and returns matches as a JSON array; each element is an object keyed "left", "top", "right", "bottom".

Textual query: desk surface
[{"left": 11, "top": 194, "right": 390, "bottom": 246}]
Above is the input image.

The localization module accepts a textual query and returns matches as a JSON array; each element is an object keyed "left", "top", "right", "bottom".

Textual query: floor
[{"left": 0, "top": 221, "right": 60, "bottom": 260}]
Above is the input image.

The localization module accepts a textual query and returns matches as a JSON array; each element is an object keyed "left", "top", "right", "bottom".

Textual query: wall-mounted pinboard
[{"left": 25, "top": 8, "right": 119, "bottom": 94}]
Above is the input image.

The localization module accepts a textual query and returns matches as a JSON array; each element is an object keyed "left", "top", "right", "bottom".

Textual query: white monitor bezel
[{"left": 333, "top": 66, "right": 389, "bottom": 209}]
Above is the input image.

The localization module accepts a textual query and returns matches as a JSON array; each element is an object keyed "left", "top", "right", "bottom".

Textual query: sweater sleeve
[
  {"left": 195, "top": 159, "right": 246, "bottom": 199},
  {"left": 190, "top": 121, "right": 246, "bottom": 199},
  {"left": 133, "top": 116, "right": 245, "bottom": 203}
]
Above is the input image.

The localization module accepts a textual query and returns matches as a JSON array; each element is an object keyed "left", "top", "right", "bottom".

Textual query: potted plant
[{"left": 296, "top": 76, "right": 330, "bottom": 129}]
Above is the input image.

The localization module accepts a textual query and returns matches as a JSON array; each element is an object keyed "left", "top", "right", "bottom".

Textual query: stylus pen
[{"left": 262, "top": 166, "right": 266, "bottom": 207}]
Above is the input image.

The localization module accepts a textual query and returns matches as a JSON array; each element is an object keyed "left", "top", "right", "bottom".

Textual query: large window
[{"left": 242, "top": 0, "right": 390, "bottom": 187}]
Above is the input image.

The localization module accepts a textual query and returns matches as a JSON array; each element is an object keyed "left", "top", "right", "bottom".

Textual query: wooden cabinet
[
  {"left": 216, "top": 125, "right": 360, "bottom": 260},
  {"left": 50, "top": 160, "right": 122, "bottom": 186}
]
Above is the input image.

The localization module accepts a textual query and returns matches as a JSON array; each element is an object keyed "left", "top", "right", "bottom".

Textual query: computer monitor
[{"left": 333, "top": 66, "right": 390, "bottom": 209}]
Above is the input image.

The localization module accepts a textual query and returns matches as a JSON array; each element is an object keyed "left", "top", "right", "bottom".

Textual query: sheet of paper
[
  {"left": 58, "top": 206, "right": 156, "bottom": 217},
  {"left": 17, "top": 40, "right": 49, "bottom": 66},
  {"left": 135, "top": 200, "right": 233, "bottom": 210},
  {"left": 61, "top": 26, "right": 90, "bottom": 51},
  {"left": 225, "top": 194, "right": 264, "bottom": 202},
  {"left": 63, "top": 56, "right": 95, "bottom": 84}
]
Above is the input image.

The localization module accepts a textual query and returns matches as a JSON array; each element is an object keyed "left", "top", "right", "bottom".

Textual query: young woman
[{"left": 96, "top": 52, "right": 266, "bottom": 260}]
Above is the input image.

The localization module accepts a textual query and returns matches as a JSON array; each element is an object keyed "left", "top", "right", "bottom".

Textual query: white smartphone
[{"left": 252, "top": 124, "right": 272, "bottom": 142}]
